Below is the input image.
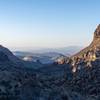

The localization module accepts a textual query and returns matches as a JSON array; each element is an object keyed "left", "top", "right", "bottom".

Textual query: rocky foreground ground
[{"left": 0, "top": 61, "right": 100, "bottom": 100}]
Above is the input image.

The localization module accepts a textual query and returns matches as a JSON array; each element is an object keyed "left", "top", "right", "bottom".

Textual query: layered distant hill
[
  {"left": 14, "top": 46, "right": 82, "bottom": 56},
  {"left": 13, "top": 45, "right": 82, "bottom": 64},
  {"left": 14, "top": 51, "right": 66, "bottom": 64}
]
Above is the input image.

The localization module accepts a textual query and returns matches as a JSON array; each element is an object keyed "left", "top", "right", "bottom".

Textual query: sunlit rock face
[
  {"left": 91, "top": 24, "right": 100, "bottom": 50},
  {"left": 57, "top": 25, "right": 100, "bottom": 69},
  {"left": 65, "top": 24, "right": 100, "bottom": 73},
  {"left": 94, "top": 24, "right": 100, "bottom": 39},
  {"left": 75, "top": 24, "right": 100, "bottom": 57}
]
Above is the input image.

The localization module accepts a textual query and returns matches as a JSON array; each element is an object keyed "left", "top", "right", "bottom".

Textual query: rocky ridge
[{"left": 67, "top": 24, "right": 100, "bottom": 72}]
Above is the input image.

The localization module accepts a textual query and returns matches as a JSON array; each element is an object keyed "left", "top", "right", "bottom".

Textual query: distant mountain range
[
  {"left": 14, "top": 46, "right": 82, "bottom": 55},
  {"left": 13, "top": 46, "right": 82, "bottom": 64},
  {"left": 52, "top": 46, "right": 82, "bottom": 55},
  {"left": 13, "top": 51, "right": 66, "bottom": 64}
]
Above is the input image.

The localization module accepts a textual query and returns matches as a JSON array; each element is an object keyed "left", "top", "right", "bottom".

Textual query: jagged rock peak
[{"left": 94, "top": 24, "right": 100, "bottom": 38}]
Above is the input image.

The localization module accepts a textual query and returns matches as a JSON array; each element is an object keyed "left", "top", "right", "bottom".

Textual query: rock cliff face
[
  {"left": 63, "top": 25, "right": 100, "bottom": 99},
  {"left": 74, "top": 24, "right": 100, "bottom": 57},
  {"left": 94, "top": 24, "right": 100, "bottom": 39},
  {"left": 68, "top": 25, "right": 100, "bottom": 70}
]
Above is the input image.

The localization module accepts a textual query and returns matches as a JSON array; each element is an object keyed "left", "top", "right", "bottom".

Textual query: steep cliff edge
[{"left": 72, "top": 24, "right": 100, "bottom": 59}]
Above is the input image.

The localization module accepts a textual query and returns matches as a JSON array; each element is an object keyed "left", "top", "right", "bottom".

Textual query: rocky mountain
[
  {"left": 47, "top": 24, "right": 100, "bottom": 100},
  {"left": 62, "top": 24, "right": 100, "bottom": 99},
  {"left": 72, "top": 24, "right": 100, "bottom": 58},
  {"left": 0, "top": 45, "right": 43, "bottom": 69},
  {"left": 67, "top": 24, "right": 100, "bottom": 72}
]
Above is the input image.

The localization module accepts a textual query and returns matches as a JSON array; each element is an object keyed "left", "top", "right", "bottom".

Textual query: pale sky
[{"left": 0, "top": 0, "right": 100, "bottom": 51}]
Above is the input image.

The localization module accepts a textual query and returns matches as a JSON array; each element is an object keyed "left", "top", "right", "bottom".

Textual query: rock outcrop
[
  {"left": 94, "top": 24, "right": 100, "bottom": 39},
  {"left": 75, "top": 24, "right": 100, "bottom": 57},
  {"left": 68, "top": 25, "right": 100, "bottom": 71}
]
